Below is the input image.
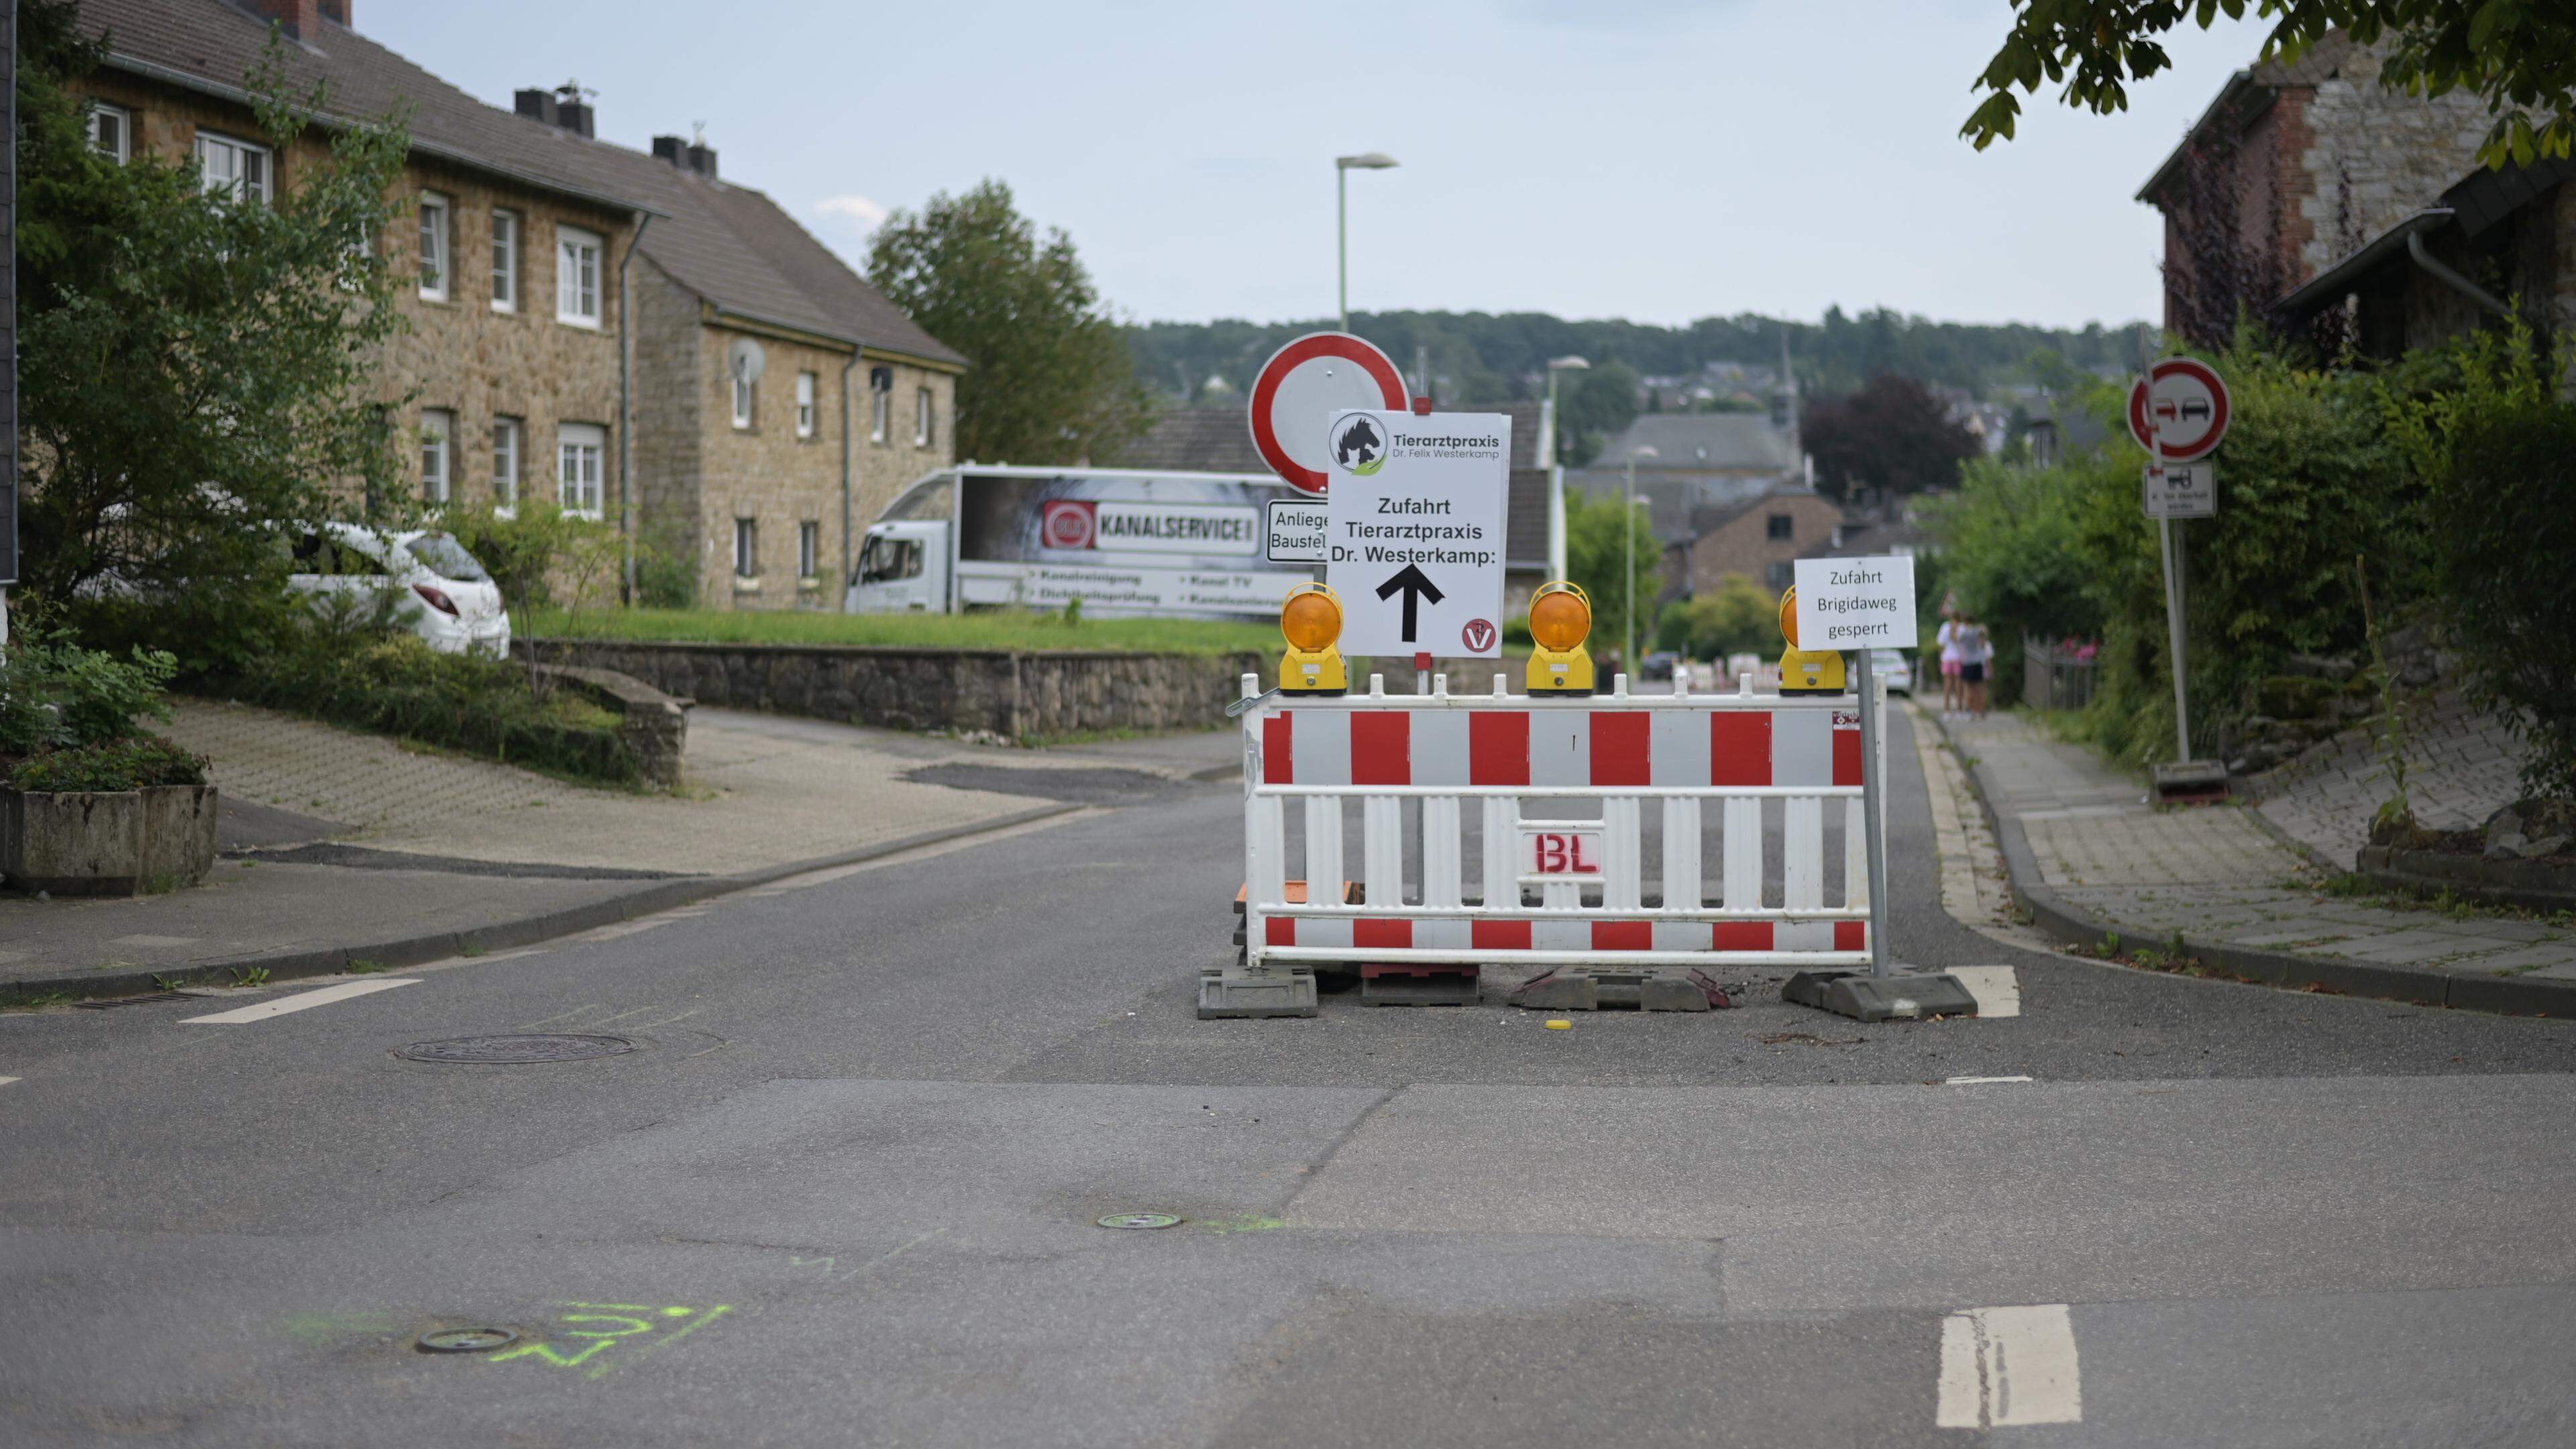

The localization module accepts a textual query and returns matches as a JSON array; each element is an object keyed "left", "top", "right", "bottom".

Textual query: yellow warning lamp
[
  {"left": 1776, "top": 585, "right": 1846, "bottom": 697},
  {"left": 1525, "top": 580, "right": 1597, "bottom": 696},
  {"left": 1279, "top": 582, "right": 1348, "bottom": 694}
]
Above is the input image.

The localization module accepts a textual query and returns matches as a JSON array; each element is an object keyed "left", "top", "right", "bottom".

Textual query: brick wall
[
  {"left": 629, "top": 260, "right": 705, "bottom": 596},
  {"left": 2293, "top": 46, "right": 2493, "bottom": 278},
  {"left": 1681, "top": 493, "right": 1842, "bottom": 595}
]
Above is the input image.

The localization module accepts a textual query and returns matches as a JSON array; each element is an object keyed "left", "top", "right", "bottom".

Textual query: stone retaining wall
[{"left": 520, "top": 639, "right": 1269, "bottom": 739}]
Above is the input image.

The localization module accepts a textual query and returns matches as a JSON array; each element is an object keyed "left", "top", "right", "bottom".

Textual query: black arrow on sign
[{"left": 1376, "top": 564, "right": 1445, "bottom": 643}]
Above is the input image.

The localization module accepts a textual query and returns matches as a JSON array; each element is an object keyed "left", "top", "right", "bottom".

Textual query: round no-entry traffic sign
[
  {"left": 1248, "top": 332, "right": 1409, "bottom": 495},
  {"left": 2127, "top": 357, "right": 2231, "bottom": 462}
]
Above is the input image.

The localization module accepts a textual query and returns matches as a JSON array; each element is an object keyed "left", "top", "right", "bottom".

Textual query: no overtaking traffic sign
[{"left": 1323, "top": 409, "right": 1511, "bottom": 658}]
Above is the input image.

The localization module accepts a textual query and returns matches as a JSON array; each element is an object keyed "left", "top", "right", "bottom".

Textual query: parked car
[
  {"left": 1640, "top": 651, "right": 1680, "bottom": 682},
  {"left": 1872, "top": 648, "right": 1915, "bottom": 696},
  {"left": 287, "top": 523, "right": 509, "bottom": 656}
]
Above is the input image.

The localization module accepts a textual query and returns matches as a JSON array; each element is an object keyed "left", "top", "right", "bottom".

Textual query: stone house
[
  {"left": 72, "top": 0, "right": 961, "bottom": 609},
  {"left": 1662, "top": 484, "right": 1843, "bottom": 601},
  {"left": 2134, "top": 32, "right": 2504, "bottom": 350}
]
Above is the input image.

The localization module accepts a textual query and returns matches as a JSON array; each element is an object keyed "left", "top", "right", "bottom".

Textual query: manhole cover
[
  {"left": 417, "top": 1327, "right": 519, "bottom": 1354},
  {"left": 394, "top": 1034, "right": 637, "bottom": 1064},
  {"left": 1096, "top": 1213, "right": 1183, "bottom": 1230}
]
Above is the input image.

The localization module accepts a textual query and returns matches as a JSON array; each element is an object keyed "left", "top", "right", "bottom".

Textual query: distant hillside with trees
[{"left": 1123, "top": 307, "right": 2153, "bottom": 411}]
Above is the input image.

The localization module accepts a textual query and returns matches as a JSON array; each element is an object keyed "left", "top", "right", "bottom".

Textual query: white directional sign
[
  {"left": 1323, "top": 409, "right": 1511, "bottom": 658},
  {"left": 1792, "top": 554, "right": 1919, "bottom": 651},
  {"left": 1265, "top": 498, "right": 1329, "bottom": 564},
  {"left": 2142, "top": 462, "right": 2216, "bottom": 519}
]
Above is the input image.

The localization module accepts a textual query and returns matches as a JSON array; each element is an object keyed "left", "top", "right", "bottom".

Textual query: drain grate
[
  {"left": 1096, "top": 1213, "right": 1183, "bottom": 1230},
  {"left": 395, "top": 1034, "right": 637, "bottom": 1064}
]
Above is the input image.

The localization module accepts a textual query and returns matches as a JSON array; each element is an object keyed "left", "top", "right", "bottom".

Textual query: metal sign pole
[
  {"left": 1854, "top": 645, "right": 1890, "bottom": 977},
  {"left": 2139, "top": 338, "right": 2192, "bottom": 761}
]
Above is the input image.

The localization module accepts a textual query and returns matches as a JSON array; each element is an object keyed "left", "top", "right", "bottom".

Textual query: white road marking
[
  {"left": 1950, "top": 965, "right": 2021, "bottom": 1018},
  {"left": 181, "top": 979, "right": 419, "bottom": 1024},
  {"left": 1936, "top": 1303, "right": 2082, "bottom": 1428},
  {"left": 1945, "top": 1075, "right": 2035, "bottom": 1085},
  {"left": 0, "top": 1077, "right": 19, "bottom": 1088}
]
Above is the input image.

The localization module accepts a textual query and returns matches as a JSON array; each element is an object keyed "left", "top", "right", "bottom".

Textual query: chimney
[
  {"left": 685, "top": 142, "right": 718, "bottom": 180},
  {"left": 554, "top": 99, "right": 594, "bottom": 138},
  {"left": 652, "top": 134, "right": 719, "bottom": 179},
  {"left": 317, "top": 0, "right": 350, "bottom": 25},
  {"left": 254, "top": 0, "right": 321, "bottom": 40},
  {"left": 518, "top": 85, "right": 594, "bottom": 139},
  {"left": 652, "top": 136, "right": 686, "bottom": 166},
  {"left": 515, "top": 89, "right": 559, "bottom": 127}
]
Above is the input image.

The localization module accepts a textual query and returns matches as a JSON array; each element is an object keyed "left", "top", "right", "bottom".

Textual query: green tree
[
  {"left": 1655, "top": 574, "right": 1776, "bottom": 660},
  {"left": 1563, "top": 489, "right": 1658, "bottom": 668},
  {"left": 1559, "top": 360, "right": 1642, "bottom": 466},
  {"left": 17, "top": 9, "right": 409, "bottom": 672},
  {"left": 866, "top": 180, "right": 1149, "bottom": 468},
  {"left": 1964, "top": 1, "right": 2576, "bottom": 166}
]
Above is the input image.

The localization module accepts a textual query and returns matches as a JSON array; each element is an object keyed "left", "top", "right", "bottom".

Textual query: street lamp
[
  {"left": 1624, "top": 444, "right": 1659, "bottom": 672},
  {"left": 1544, "top": 357, "right": 1590, "bottom": 580},
  {"left": 1336, "top": 152, "right": 1398, "bottom": 333}
]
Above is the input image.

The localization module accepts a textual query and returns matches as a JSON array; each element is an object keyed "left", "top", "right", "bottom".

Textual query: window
[
  {"left": 795, "top": 372, "right": 817, "bottom": 439},
  {"left": 869, "top": 368, "right": 892, "bottom": 443},
  {"left": 914, "top": 387, "right": 934, "bottom": 447},
  {"left": 1766, "top": 513, "right": 1794, "bottom": 541},
  {"left": 555, "top": 225, "right": 602, "bottom": 326},
  {"left": 490, "top": 209, "right": 521, "bottom": 313},
  {"left": 859, "top": 535, "right": 923, "bottom": 584},
  {"left": 419, "top": 409, "right": 453, "bottom": 504},
  {"left": 1765, "top": 560, "right": 1794, "bottom": 592},
  {"left": 798, "top": 521, "right": 821, "bottom": 580},
  {"left": 89, "top": 103, "right": 129, "bottom": 163},
  {"left": 417, "top": 193, "right": 450, "bottom": 301},
  {"left": 491, "top": 417, "right": 523, "bottom": 510},
  {"left": 733, "top": 518, "right": 759, "bottom": 579},
  {"left": 731, "top": 374, "right": 754, "bottom": 431},
  {"left": 195, "top": 131, "right": 271, "bottom": 204},
  {"left": 557, "top": 422, "right": 606, "bottom": 518}
]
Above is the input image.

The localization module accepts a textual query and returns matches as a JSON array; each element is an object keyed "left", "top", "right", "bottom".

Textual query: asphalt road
[{"left": 4, "top": 708, "right": 2573, "bottom": 1447}]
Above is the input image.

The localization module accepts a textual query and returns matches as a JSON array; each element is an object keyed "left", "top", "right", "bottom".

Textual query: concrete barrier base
[
  {"left": 1197, "top": 965, "right": 1319, "bottom": 1019},
  {"left": 1782, "top": 968, "right": 1978, "bottom": 1022}
]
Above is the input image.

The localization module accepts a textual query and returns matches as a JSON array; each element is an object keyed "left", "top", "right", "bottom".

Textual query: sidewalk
[
  {"left": 2, "top": 702, "right": 1239, "bottom": 1004},
  {"left": 1936, "top": 707, "right": 2576, "bottom": 1014}
]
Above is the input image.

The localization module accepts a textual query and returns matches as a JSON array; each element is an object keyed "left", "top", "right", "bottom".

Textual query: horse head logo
[{"left": 1334, "top": 415, "right": 1387, "bottom": 475}]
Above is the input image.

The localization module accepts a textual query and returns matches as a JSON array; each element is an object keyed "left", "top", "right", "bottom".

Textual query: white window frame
[
  {"left": 492, "top": 416, "right": 523, "bottom": 513},
  {"left": 798, "top": 521, "right": 820, "bottom": 580},
  {"left": 417, "top": 193, "right": 450, "bottom": 302},
  {"left": 914, "top": 387, "right": 934, "bottom": 448},
  {"left": 731, "top": 374, "right": 754, "bottom": 431},
  {"left": 869, "top": 376, "right": 890, "bottom": 443},
  {"left": 555, "top": 225, "right": 603, "bottom": 327},
  {"left": 733, "top": 518, "right": 759, "bottom": 579},
  {"left": 419, "top": 409, "right": 453, "bottom": 504},
  {"left": 490, "top": 208, "right": 521, "bottom": 313},
  {"left": 89, "top": 103, "right": 130, "bottom": 163},
  {"left": 795, "top": 372, "right": 817, "bottom": 439},
  {"left": 194, "top": 130, "right": 272, "bottom": 205},
  {"left": 558, "top": 423, "right": 606, "bottom": 519}
]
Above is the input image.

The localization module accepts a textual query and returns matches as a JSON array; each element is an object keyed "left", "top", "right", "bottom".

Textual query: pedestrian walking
[
  {"left": 1958, "top": 613, "right": 1991, "bottom": 719},
  {"left": 1936, "top": 605, "right": 1964, "bottom": 716}
]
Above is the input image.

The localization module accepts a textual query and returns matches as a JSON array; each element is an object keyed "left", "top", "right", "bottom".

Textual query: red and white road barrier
[{"left": 1240, "top": 670, "right": 1884, "bottom": 969}]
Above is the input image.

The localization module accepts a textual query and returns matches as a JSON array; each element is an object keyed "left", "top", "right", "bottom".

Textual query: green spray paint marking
[{"left": 484, "top": 1301, "right": 735, "bottom": 1380}]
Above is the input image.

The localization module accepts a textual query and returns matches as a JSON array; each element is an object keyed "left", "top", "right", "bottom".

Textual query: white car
[
  {"left": 1872, "top": 647, "right": 1915, "bottom": 696},
  {"left": 286, "top": 523, "right": 510, "bottom": 656}
]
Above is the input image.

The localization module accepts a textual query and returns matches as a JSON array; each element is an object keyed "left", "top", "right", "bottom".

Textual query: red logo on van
[{"left": 1040, "top": 500, "right": 1097, "bottom": 550}]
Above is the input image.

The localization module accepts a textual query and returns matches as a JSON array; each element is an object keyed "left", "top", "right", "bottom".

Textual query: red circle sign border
[
  {"left": 1248, "top": 333, "right": 1409, "bottom": 495},
  {"left": 2127, "top": 357, "right": 2231, "bottom": 462}
]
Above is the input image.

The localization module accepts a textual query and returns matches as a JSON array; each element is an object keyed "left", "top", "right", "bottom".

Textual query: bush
[
  {"left": 228, "top": 628, "right": 641, "bottom": 787},
  {"left": 2436, "top": 401, "right": 2576, "bottom": 799},
  {"left": 10, "top": 734, "right": 207, "bottom": 792},
  {"left": 0, "top": 626, "right": 178, "bottom": 756}
]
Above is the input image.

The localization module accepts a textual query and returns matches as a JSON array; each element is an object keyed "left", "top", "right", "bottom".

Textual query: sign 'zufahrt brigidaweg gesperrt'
[
  {"left": 1791, "top": 555, "right": 1919, "bottom": 651},
  {"left": 1322, "top": 409, "right": 1511, "bottom": 659}
]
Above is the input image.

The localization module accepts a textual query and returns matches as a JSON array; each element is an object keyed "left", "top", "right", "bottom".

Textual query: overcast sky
[{"left": 365, "top": 0, "right": 2265, "bottom": 332}]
